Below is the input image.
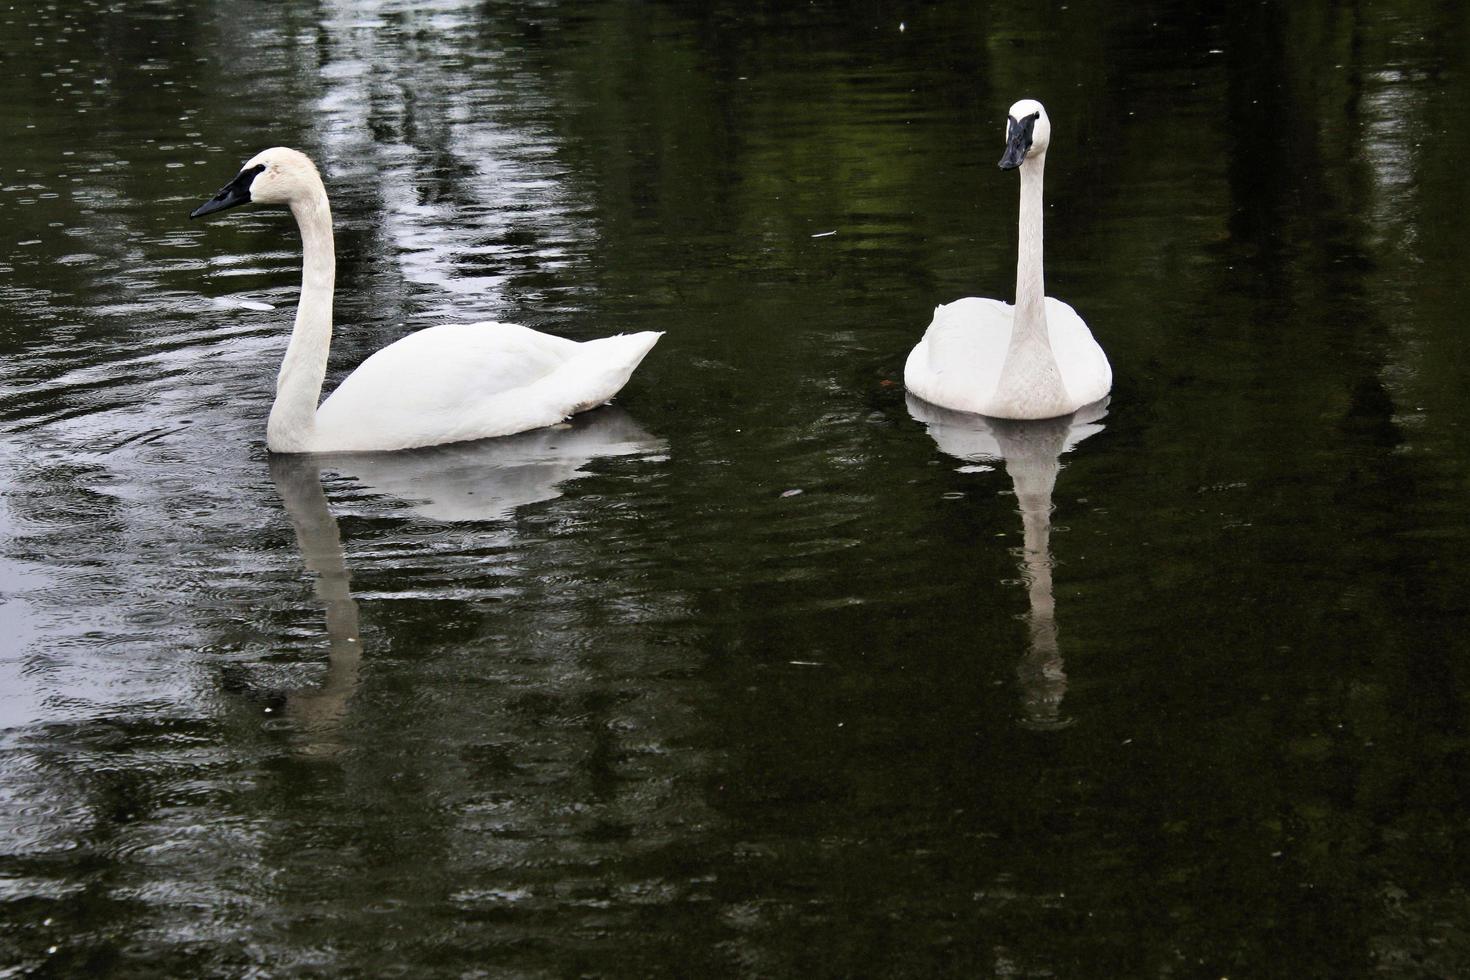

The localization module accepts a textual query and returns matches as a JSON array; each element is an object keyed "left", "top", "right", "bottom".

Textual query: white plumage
[
  {"left": 191, "top": 147, "right": 660, "bottom": 454},
  {"left": 906, "top": 99, "right": 1110, "bottom": 420},
  {"left": 313, "top": 323, "right": 658, "bottom": 453}
]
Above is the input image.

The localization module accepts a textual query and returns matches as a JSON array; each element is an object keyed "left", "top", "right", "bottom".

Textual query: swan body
[
  {"left": 907, "top": 296, "right": 1110, "bottom": 418},
  {"left": 190, "top": 147, "right": 660, "bottom": 453},
  {"left": 311, "top": 323, "right": 658, "bottom": 453},
  {"left": 906, "top": 99, "right": 1110, "bottom": 420}
]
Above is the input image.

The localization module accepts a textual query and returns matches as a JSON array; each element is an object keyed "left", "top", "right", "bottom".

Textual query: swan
[
  {"left": 189, "top": 147, "right": 661, "bottom": 453},
  {"left": 905, "top": 99, "right": 1110, "bottom": 420}
]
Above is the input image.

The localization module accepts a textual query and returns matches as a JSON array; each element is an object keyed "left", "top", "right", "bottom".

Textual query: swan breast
[{"left": 904, "top": 297, "right": 1110, "bottom": 417}]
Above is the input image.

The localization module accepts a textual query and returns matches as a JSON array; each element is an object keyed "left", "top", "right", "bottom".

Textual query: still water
[{"left": 3, "top": 0, "right": 1469, "bottom": 975}]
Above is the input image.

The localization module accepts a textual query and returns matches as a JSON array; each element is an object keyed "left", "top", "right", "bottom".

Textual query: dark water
[{"left": 2, "top": 0, "right": 1469, "bottom": 975}]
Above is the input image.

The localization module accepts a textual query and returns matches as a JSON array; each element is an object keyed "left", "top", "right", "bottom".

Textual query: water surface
[{"left": 3, "top": 1, "right": 1470, "bottom": 976}]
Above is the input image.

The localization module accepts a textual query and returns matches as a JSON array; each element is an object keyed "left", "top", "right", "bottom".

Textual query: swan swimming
[
  {"left": 905, "top": 99, "right": 1111, "bottom": 420},
  {"left": 190, "top": 147, "right": 661, "bottom": 453}
]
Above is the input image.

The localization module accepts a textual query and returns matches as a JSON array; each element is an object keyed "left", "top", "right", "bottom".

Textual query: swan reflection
[
  {"left": 269, "top": 452, "right": 363, "bottom": 750},
  {"left": 907, "top": 395, "right": 1108, "bottom": 730},
  {"left": 266, "top": 407, "right": 664, "bottom": 750},
  {"left": 310, "top": 406, "right": 664, "bottom": 522}
]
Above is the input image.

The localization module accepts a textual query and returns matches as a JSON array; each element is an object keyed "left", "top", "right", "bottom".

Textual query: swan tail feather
[{"left": 555, "top": 331, "right": 663, "bottom": 415}]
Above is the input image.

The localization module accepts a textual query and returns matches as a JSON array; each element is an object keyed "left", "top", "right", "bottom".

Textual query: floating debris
[{"left": 213, "top": 296, "right": 275, "bottom": 311}]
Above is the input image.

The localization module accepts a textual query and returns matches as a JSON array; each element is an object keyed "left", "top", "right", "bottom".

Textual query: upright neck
[
  {"left": 267, "top": 189, "right": 335, "bottom": 453},
  {"left": 994, "top": 151, "right": 1068, "bottom": 417},
  {"left": 1014, "top": 152, "right": 1046, "bottom": 333}
]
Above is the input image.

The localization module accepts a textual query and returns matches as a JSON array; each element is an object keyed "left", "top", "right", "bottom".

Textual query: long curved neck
[
  {"left": 1014, "top": 151, "right": 1046, "bottom": 335},
  {"left": 267, "top": 188, "right": 334, "bottom": 453},
  {"left": 995, "top": 152, "right": 1068, "bottom": 417}
]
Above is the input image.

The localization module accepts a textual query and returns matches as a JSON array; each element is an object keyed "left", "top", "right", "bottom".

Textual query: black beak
[
  {"left": 189, "top": 164, "right": 264, "bottom": 218},
  {"left": 998, "top": 112, "right": 1040, "bottom": 170}
]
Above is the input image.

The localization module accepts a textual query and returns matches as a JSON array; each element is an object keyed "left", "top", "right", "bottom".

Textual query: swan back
[{"left": 312, "top": 324, "right": 662, "bottom": 453}]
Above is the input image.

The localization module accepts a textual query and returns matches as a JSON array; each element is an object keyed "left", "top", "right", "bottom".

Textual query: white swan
[
  {"left": 905, "top": 100, "right": 1110, "bottom": 420},
  {"left": 190, "top": 147, "right": 661, "bottom": 453}
]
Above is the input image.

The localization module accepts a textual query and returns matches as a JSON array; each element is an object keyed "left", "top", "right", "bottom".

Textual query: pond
[{"left": 2, "top": 0, "right": 1469, "bottom": 975}]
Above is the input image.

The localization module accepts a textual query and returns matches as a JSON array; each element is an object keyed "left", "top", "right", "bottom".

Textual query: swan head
[
  {"left": 189, "top": 147, "right": 323, "bottom": 218},
  {"left": 998, "top": 99, "right": 1051, "bottom": 169}
]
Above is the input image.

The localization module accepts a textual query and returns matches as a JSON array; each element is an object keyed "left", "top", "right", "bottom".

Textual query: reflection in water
[
  {"left": 2, "top": 0, "right": 1468, "bottom": 972},
  {"left": 314, "top": 406, "right": 665, "bottom": 522},
  {"left": 267, "top": 407, "right": 663, "bottom": 749},
  {"left": 269, "top": 453, "right": 363, "bottom": 751},
  {"left": 908, "top": 395, "right": 1108, "bottom": 729}
]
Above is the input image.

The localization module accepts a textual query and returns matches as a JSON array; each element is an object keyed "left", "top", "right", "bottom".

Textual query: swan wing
[
  {"left": 1043, "top": 298, "right": 1112, "bottom": 408},
  {"left": 903, "top": 297, "right": 1013, "bottom": 415},
  {"left": 312, "top": 322, "right": 660, "bottom": 452}
]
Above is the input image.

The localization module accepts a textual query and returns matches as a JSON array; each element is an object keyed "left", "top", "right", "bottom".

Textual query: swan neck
[
  {"left": 1014, "top": 152, "right": 1046, "bottom": 335},
  {"left": 992, "top": 151, "right": 1068, "bottom": 418},
  {"left": 268, "top": 189, "right": 335, "bottom": 452}
]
